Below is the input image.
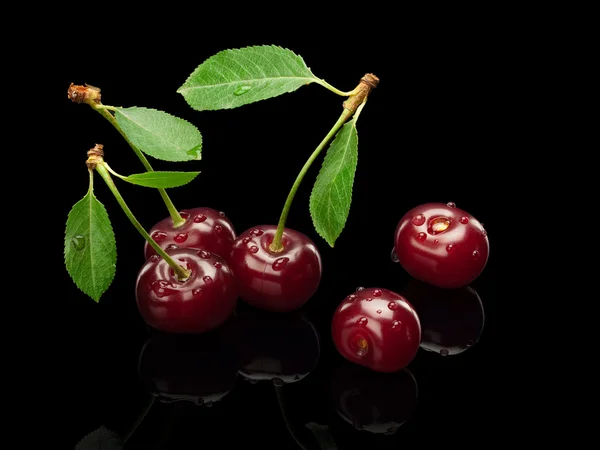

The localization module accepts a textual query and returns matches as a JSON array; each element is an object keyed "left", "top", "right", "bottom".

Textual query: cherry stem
[
  {"left": 274, "top": 385, "right": 310, "bottom": 450},
  {"left": 68, "top": 83, "right": 185, "bottom": 228},
  {"left": 88, "top": 145, "right": 191, "bottom": 281}
]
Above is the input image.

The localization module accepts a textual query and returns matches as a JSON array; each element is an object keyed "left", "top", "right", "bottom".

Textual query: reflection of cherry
[
  {"left": 137, "top": 319, "right": 240, "bottom": 406},
  {"left": 331, "top": 362, "right": 418, "bottom": 434},
  {"left": 401, "top": 279, "right": 485, "bottom": 356},
  {"left": 236, "top": 306, "right": 320, "bottom": 385}
]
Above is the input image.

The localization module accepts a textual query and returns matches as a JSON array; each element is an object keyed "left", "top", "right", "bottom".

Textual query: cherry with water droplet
[
  {"left": 144, "top": 207, "right": 236, "bottom": 260},
  {"left": 393, "top": 202, "right": 490, "bottom": 288},
  {"left": 136, "top": 247, "right": 238, "bottom": 333},
  {"left": 229, "top": 225, "right": 322, "bottom": 312},
  {"left": 331, "top": 288, "right": 421, "bottom": 373}
]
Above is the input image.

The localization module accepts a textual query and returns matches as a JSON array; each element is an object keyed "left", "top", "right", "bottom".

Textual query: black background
[{"left": 45, "top": 22, "right": 505, "bottom": 449}]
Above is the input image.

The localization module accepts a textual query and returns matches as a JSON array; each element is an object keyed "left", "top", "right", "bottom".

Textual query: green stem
[
  {"left": 269, "top": 108, "right": 352, "bottom": 252},
  {"left": 94, "top": 163, "right": 191, "bottom": 280},
  {"left": 274, "top": 385, "right": 309, "bottom": 450},
  {"left": 314, "top": 78, "right": 359, "bottom": 97},
  {"left": 92, "top": 104, "right": 185, "bottom": 228}
]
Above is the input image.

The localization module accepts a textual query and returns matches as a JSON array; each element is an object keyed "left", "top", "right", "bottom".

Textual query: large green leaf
[
  {"left": 64, "top": 189, "right": 116, "bottom": 302},
  {"left": 119, "top": 170, "right": 200, "bottom": 188},
  {"left": 114, "top": 107, "right": 202, "bottom": 161},
  {"left": 177, "top": 45, "right": 321, "bottom": 111},
  {"left": 309, "top": 118, "right": 359, "bottom": 247}
]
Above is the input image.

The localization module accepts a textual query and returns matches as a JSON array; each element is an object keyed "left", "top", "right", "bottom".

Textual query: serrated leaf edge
[{"left": 122, "top": 171, "right": 201, "bottom": 189}]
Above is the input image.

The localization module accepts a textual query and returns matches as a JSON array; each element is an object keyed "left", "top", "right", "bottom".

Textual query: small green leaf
[
  {"left": 305, "top": 423, "right": 338, "bottom": 450},
  {"left": 64, "top": 189, "right": 116, "bottom": 302},
  {"left": 120, "top": 171, "right": 200, "bottom": 188},
  {"left": 309, "top": 119, "right": 359, "bottom": 247},
  {"left": 114, "top": 107, "right": 202, "bottom": 162},
  {"left": 177, "top": 45, "right": 320, "bottom": 111}
]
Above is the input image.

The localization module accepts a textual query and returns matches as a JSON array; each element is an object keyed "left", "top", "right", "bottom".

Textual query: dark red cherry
[
  {"left": 237, "top": 306, "right": 320, "bottom": 385},
  {"left": 331, "top": 362, "right": 418, "bottom": 434},
  {"left": 144, "top": 207, "right": 236, "bottom": 260},
  {"left": 228, "top": 225, "right": 322, "bottom": 312},
  {"left": 401, "top": 279, "right": 485, "bottom": 356},
  {"left": 137, "top": 320, "right": 240, "bottom": 406},
  {"left": 393, "top": 202, "right": 489, "bottom": 289},
  {"left": 331, "top": 287, "right": 421, "bottom": 373},
  {"left": 135, "top": 247, "right": 238, "bottom": 333}
]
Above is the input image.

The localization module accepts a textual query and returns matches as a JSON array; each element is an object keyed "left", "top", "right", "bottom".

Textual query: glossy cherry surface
[
  {"left": 393, "top": 202, "right": 489, "bottom": 289},
  {"left": 144, "top": 207, "right": 236, "bottom": 260},
  {"left": 401, "top": 279, "right": 485, "bottom": 356},
  {"left": 137, "top": 319, "right": 240, "bottom": 405},
  {"left": 236, "top": 306, "right": 320, "bottom": 385},
  {"left": 331, "top": 287, "right": 421, "bottom": 373},
  {"left": 331, "top": 362, "right": 418, "bottom": 434},
  {"left": 136, "top": 247, "right": 238, "bottom": 333},
  {"left": 229, "top": 225, "right": 322, "bottom": 312}
]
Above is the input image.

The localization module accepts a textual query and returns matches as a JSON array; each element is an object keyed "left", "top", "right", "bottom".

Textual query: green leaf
[
  {"left": 119, "top": 170, "right": 200, "bottom": 188},
  {"left": 305, "top": 423, "right": 338, "bottom": 450},
  {"left": 309, "top": 118, "right": 359, "bottom": 247},
  {"left": 114, "top": 107, "right": 202, "bottom": 161},
  {"left": 177, "top": 45, "right": 320, "bottom": 111},
  {"left": 64, "top": 189, "right": 116, "bottom": 302}
]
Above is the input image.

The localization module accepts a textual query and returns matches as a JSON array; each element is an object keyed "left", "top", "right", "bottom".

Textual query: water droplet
[
  {"left": 472, "top": 250, "right": 480, "bottom": 259},
  {"left": 390, "top": 248, "right": 399, "bottom": 262},
  {"left": 447, "top": 202, "right": 456, "bottom": 208},
  {"left": 242, "top": 237, "right": 251, "bottom": 244},
  {"left": 376, "top": 309, "right": 382, "bottom": 314},
  {"left": 203, "top": 276, "right": 213, "bottom": 284},
  {"left": 180, "top": 211, "right": 190, "bottom": 220},
  {"left": 219, "top": 211, "right": 226, "bottom": 217},
  {"left": 233, "top": 85, "right": 252, "bottom": 96},
  {"left": 192, "top": 288, "right": 203, "bottom": 296},
  {"left": 213, "top": 261, "right": 222, "bottom": 268},
  {"left": 347, "top": 294, "right": 357, "bottom": 302},
  {"left": 357, "top": 317, "right": 368, "bottom": 325},
  {"left": 373, "top": 289, "right": 382, "bottom": 297},
  {"left": 440, "top": 348, "right": 449, "bottom": 356},
  {"left": 193, "top": 214, "right": 207, "bottom": 223},
  {"left": 197, "top": 250, "right": 211, "bottom": 259},
  {"left": 434, "top": 239, "right": 439, "bottom": 244},
  {"left": 459, "top": 216, "right": 469, "bottom": 224},
  {"left": 151, "top": 280, "right": 178, "bottom": 297},
  {"left": 249, "top": 245, "right": 259, "bottom": 254},
  {"left": 391, "top": 320, "right": 402, "bottom": 330},
  {"left": 446, "top": 244, "right": 455, "bottom": 253},
  {"left": 70, "top": 234, "right": 88, "bottom": 252},
  {"left": 388, "top": 302, "right": 399, "bottom": 311},
  {"left": 165, "top": 244, "right": 178, "bottom": 251},
  {"left": 174, "top": 233, "right": 188, "bottom": 243},
  {"left": 466, "top": 340, "right": 475, "bottom": 347},
  {"left": 429, "top": 217, "right": 451, "bottom": 235},
  {"left": 412, "top": 214, "right": 426, "bottom": 226},
  {"left": 151, "top": 231, "right": 167, "bottom": 241},
  {"left": 273, "top": 378, "right": 284, "bottom": 387},
  {"left": 250, "top": 228, "right": 264, "bottom": 236},
  {"left": 356, "top": 286, "right": 365, "bottom": 292},
  {"left": 482, "top": 229, "right": 488, "bottom": 236},
  {"left": 272, "top": 257, "right": 289, "bottom": 271},
  {"left": 149, "top": 254, "right": 160, "bottom": 262},
  {"left": 366, "top": 297, "right": 373, "bottom": 302},
  {"left": 214, "top": 225, "right": 223, "bottom": 234},
  {"left": 416, "top": 232, "right": 427, "bottom": 241},
  {"left": 204, "top": 400, "right": 214, "bottom": 408}
]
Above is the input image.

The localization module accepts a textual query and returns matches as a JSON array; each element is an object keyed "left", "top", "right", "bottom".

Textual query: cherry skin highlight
[
  {"left": 393, "top": 202, "right": 489, "bottom": 289},
  {"left": 144, "top": 207, "right": 236, "bottom": 260},
  {"left": 331, "top": 287, "right": 421, "bottom": 373},
  {"left": 136, "top": 247, "right": 238, "bottom": 334},
  {"left": 228, "top": 225, "right": 322, "bottom": 312}
]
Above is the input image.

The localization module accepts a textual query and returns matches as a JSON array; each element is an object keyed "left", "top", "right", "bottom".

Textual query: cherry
[
  {"left": 144, "top": 207, "right": 236, "bottom": 260},
  {"left": 236, "top": 306, "right": 320, "bottom": 384},
  {"left": 331, "top": 287, "right": 421, "bottom": 373},
  {"left": 401, "top": 279, "right": 485, "bottom": 356},
  {"left": 393, "top": 202, "right": 489, "bottom": 289},
  {"left": 135, "top": 247, "right": 238, "bottom": 333},
  {"left": 228, "top": 225, "right": 322, "bottom": 312},
  {"left": 137, "top": 320, "right": 240, "bottom": 406},
  {"left": 331, "top": 362, "right": 418, "bottom": 434}
]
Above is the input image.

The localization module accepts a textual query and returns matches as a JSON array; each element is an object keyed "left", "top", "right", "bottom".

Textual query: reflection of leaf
[
  {"left": 305, "top": 422, "right": 338, "bottom": 450},
  {"left": 75, "top": 426, "right": 123, "bottom": 450}
]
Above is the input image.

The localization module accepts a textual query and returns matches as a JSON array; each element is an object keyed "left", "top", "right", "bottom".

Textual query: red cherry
[
  {"left": 135, "top": 247, "right": 238, "bottom": 333},
  {"left": 401, "top": 279, "right": 485, "bottom": 356},
  {"left": 144, "top": 207, "right": 236, "bottom": 260},
  {"left": 331, "top": 288, "right": 421, "bottom": 373},
  {"left": 393, "top": 202, "right": 489, "bottom": 288},
  {"left": 228, "top": 225, "right": 322, "bottom": 312}
]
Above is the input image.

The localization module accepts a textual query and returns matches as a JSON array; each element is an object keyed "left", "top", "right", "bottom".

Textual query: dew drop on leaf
[
  {"left": 233, "top": 85, "right": 252, "bottom": 96},
  {"left": 71, "top": 235, "right": 85, "bottom": 251}
]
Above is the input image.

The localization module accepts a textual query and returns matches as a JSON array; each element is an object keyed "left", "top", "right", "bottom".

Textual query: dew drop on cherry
[
  {"left": 149, "top": 255, "right": 160, "bottom": 263},
  {"left": 357, "top": 317, "right": 368, "bottom": 326},
  {"left": 373, "top": 289, "right": 382, "bottom": 297},
  {"left": 174, "top": 233, "right": 188, "bottom": 243},
  {"left": 416, "top": 232, "right": 427, "bottom": 241},
  {"left": 376, "top": 309, "right": 382, "bottom": 314},
  {"left": 203, "top": 276, "right": 213, "bottom": 284},
  {"left": 440, "top": 348, "right": 449, "bottom": 356},
  {"left": 472, "top": 250, "right": 480, "bottom": 259},
  {"left": 214, "top": 225, "right": 223, "bottom": 234},
  {"left": 151, "top": 231, "right": 168, "bottom": 241},
  {"left": 459, "top": 216, "right": 469, "bottom": 224},
  {"left": 366, "top": 297, "right": 373, "bottom": 302},
  {"left": 151, "top": 280, "right": 178, "bottom": 298},
  {"left": 242, "top": 237, "right": 251, "bottom": 244},
  {"left": 482, "top": 229, "right": 488, "bottom": 236},
  {"left": 249, "top": 245, "right": 259, "bottom": 254},
  {"left": 192, "top": 288, "right": 203, "bottom": 296},
  {"left": 272, "top": 257, "right": 289, "bottom": 271},
  {"left": 219, "top": 211, "right": 226, "bottom": 217},
  {"left": 347, "top": 294, "right": 357, "bottom": 302},
  {"left": 412, "top": 214, "right": 426, "bottom": 226},
  {"left": 447, "top": 202, "right": 456, "bottom": 208},
  {"left": 356, "top": 287, "right": 365, "bottom": 292},
  {"left": 446, "top": 244, "right": 455, "bottom": 253},
  {"left": 391, "top": 320, "right": 402, "bottom": 330},
  {"left": 197, "top": 250, "right": 211, "bottom": 259},
  {"left": 213, "top": 261, "right": 222, "bottom": 268},
  {"left": 165, "top": 244, "right": 178, "bottom": 250},
  {"left": 434, "top": 239, "right": 439, "bottom": 244},
  {"left": 179, "top": 212, "right": 190, "bottom": 220},
  {"left": 390, "top": 248, "right": 399, "bottom": 262},
  {"left": 388, "top": 302, "right": 399, "bottom": 311},
  {"left": 250, "top": 228, "right": 264, "bottom": 236},
  {"left": 193, "top": 214, "right": 207, "bottom": 223}
]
